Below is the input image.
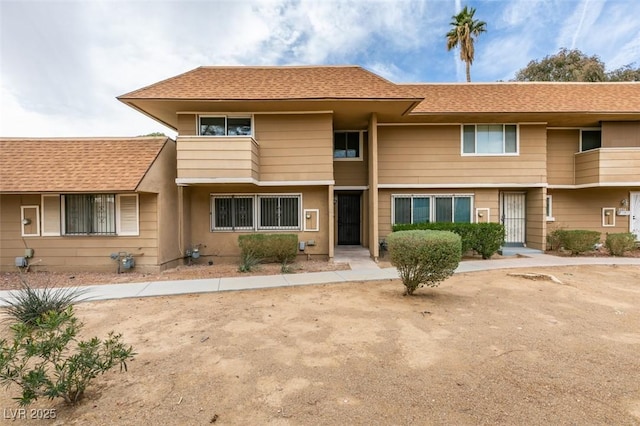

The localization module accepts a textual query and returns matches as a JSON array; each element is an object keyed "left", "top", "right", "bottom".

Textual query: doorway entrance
[
  {"left": 337, "top": 193, "right": 361, "bottom": 245},
  {"left": 501, "top": 192, "right": 526, "bottom": 247}
]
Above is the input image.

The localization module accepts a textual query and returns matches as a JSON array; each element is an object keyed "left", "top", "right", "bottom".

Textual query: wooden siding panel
[
  {"left": 255, "top": 114, "right": 333, "bottom": 182},
  {"left": 0, "top": 194, "right": 160, "bottom": 273},
  {"left": 177, "top": 114, "right": 196, "bottom": 135},
  {"left": 575, "top": 148, "right": 640, "bottom": 185},
  {"left": 547, "top": 129, "right": 578, "bottom": 185},
  {"left": 378, "top": 125, "right": 547, "bottom": 185},
  {"left": 547, "top": 188, "right": 636, "bottom": 238},
  {"left": 602, "top": 122, "right": 640, "bottom": 148},
  {"left": 176, "top": 136, "right": 259, "bottom": 180}
]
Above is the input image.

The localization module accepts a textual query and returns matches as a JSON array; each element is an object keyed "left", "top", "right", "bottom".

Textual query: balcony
[
  {"left": 176, "top": 136, "right": 259, "bottom": 183},
  {"left": 575, "top": 148, "right": 640, "bottom": 185}
]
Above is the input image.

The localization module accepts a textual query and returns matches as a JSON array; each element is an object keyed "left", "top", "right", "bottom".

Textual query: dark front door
[{"left": 337, "top": 194, "right": 361, "bottom": 245}]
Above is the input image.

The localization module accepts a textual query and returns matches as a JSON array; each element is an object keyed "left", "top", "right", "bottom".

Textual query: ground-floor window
[
  {"left": 211, "top": 194, "right": 301, "bottom": 231},
  {"left": 63, "top": 194, "right": 116, "bottom": 235},
  {"left": 392, "top": 194, "right": 473, "bottom": 225}
]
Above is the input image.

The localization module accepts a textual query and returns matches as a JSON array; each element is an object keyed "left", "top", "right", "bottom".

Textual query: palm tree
[{"left": 446, "top": 6, "right": 486, "bottom": 82}]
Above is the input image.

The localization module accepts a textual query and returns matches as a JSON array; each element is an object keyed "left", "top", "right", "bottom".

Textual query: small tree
[{"left": 387, "top": 230, "right": 462, "bottom": 295}]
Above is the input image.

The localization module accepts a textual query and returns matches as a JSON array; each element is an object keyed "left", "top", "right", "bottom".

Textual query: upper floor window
[
  {"left": 580, "top": 129, "right": 601, "bottom": 151},
  {"left": 199, "top": 116, "right": 252, "bottom": 136},
  {"left": 462, "top": 124, "right": 518, "bottom": 155},
  {"left": 334, "top": 131, "right": 364, "bottom": 160}
]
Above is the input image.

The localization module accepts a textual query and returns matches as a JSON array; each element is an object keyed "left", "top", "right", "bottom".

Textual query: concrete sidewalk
[{"left": 0, "top": 254, "right": 638, "bottom": 305}]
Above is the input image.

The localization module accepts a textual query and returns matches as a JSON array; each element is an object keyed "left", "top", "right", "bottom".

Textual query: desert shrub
[
  {"left": 387, "top": 230, "right": 462, "bottom": 295},
  {"left": 605, "top": 232, "right": 637, "bottom": 256},
  {"left": 392, "top": 222, "right": 505, "bottom": 259},
  {"left": 561, "top": 230, "right": 601, "bottom": 255},
  {"left": 0, "top": 306, "right": 135, "bottom": 406},
  {"left": 2, "top": 280, "right": 87, "bottom": 326},
  {"left": 238, "top": 250, "right": 261, "bottom": 273},
  {"left": 547, "top": 229, "right": 566, "bottom": 251},
  {"left": 238, "top": 234, "right": 297, "bottom": 264},
  {"left": 470, "top": 223, "right": 506, "bottom": 259}
]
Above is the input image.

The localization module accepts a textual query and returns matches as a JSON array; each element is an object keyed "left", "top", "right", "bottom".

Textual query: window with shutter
[{"left": 117, "top": 194, "right": 139, "bottom": 236}]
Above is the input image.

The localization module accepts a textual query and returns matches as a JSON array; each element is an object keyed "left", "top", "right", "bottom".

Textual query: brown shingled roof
[
  {"left": 404, "top": 82, "right": 640, "bottom": 114},
  {"left": 118, "top": 66, "right": 417, "bottom": 100},
  {"left": 0, "top": 137, "right": 168, "bottom": 193}
]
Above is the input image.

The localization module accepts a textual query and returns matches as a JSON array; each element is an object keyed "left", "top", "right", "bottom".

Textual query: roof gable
[
  {"left": 0, "top": 137, "right": 169, "bottom": 193},
  {"left": 118, "top": 66, "right": 417, "bottom": 101}
]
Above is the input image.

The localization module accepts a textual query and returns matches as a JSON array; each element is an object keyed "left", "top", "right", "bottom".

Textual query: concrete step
[{"left": 499, "top": 246, "right": 544, "bottom": 256}]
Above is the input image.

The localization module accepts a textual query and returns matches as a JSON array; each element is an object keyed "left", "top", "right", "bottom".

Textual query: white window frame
[
  {"left": 257, "top": 194, "right": 302, "bottom": 230},
  {"left": 391, "top": 194, "right": 474, "bottom": 225},
  {"left": 579, "top": 128, "right": 602, "bottom": 152},
  {"left": 461, "top": 124, "right": 519, "bottom": 156},
  {"left": 59, "top": 193, "right": 138, "bottom": 236},
  {"left": 210, "top": 195, "right": 256, "bottom": 231},
  {"left": 198, "top": 114, "right": 253, "bottom": 137},
  {"left": 209, "top": 193, "right": 303, "bottom": 232},
  {"left": 546, "top": 195, "right": 555, "bottom": 222},
  {"left": 333, "top": 130, "right": 364, "bottom": 161},
  {"left": 20, "top": 205, "right": 40, "bottom": 237}
]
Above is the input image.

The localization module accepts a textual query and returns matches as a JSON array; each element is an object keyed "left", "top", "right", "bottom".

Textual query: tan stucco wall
[
  {"left": 526, "top": 188, "right": 547, "bottom": 250},
  {"left": 0, "top": 193, "right": 161, "bottom": 273},
  {"left": 185, "top": 185, "right": 330, "bottom": 263}
]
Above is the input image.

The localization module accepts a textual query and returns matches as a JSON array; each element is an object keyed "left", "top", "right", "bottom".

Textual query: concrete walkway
[{"left": 0, "top": 253, "right": 638, "bottom": 306}]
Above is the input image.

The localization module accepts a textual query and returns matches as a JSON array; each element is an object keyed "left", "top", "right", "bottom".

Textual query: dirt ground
[
  {"left": 1, "top": 264, "right": 639, "bottom": 425},
  {"left": 0, "top": 260, "right": 351, "bottom": 291}
]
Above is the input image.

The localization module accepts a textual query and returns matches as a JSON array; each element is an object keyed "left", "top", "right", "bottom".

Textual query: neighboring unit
[{"left": 0, "top": 137, "right": 179, "bottom": 272}]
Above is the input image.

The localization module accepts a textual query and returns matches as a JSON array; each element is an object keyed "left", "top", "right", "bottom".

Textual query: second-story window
[
  {"left": 462, "top": 124, "right": 518, "bottom": 155},
  {"left": 199, "top": 116, "right": 252, "bottom": 136},
  {"left": 334, "top": 131, "right": 364, "bottom": 160},
  {"left": 580, "top": 129, "right": 601, "bottom": 151}
]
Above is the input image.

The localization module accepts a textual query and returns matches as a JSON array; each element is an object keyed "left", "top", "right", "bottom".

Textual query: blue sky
[{"left": 1, "top": 0, "right": 639, "bottom": 137}]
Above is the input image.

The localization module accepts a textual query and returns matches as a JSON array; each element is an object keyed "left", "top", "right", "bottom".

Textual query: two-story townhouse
[
  {"left": 119, "top": 66, "right": 640, "bottom": 262},
  {"left": 3, "top": 66, "right": 637, "bottom": 273}
]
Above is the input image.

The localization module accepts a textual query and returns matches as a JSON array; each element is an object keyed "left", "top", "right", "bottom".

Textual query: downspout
[{"left": 368, "top": 113, "right": 379, "bottom": 260}]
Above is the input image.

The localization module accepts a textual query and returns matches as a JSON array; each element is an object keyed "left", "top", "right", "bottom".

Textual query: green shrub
[
  {"left": 561, "top": 230, "right": 601, "bottom": 255},
  {"left": 238, "top": 234, "right": 298, "bottom": 264},
  {"left": 387, "top": 230, "right": 462, "bottom": 295},
  {"left": 0, "top": 306, "right": 135, "bottom": 406},
  {"left": 2, "top": 280, "right": 87, "bottom": 327},
  {"left": 392, "top": 222, "right": 505, "bottom": 259},
  {"left": 470, "top": 223, "right": 506, "bottom": 259},
  {"left": 605, "top": 232, "right": 637, "bottom": 256},
  {"left": 238, "top": 250, "right": 261, "bottom": 273},
  {"left": 547, "top": 229, "right": 566, "bottom": 251}
]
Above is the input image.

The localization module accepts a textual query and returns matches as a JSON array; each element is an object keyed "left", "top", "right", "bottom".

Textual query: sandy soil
[
  {"left": 1, "top": 264, "right": 639, "bottom": 425},
  {"left": 0, "top": 260, "right": 350, "bottom": 291}
]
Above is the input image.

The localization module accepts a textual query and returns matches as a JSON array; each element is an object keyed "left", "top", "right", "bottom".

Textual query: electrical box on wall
[{"left": 24, "top": 248, "right": 34, "bottom": 258}]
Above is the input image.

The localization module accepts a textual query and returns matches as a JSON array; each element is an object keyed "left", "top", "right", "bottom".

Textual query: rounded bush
[
  {"left": 387, "top": 230, "right": 462, "bottom": 295},
  {"left": 605, "top": 232, "right": 637, "bottom": 256}
]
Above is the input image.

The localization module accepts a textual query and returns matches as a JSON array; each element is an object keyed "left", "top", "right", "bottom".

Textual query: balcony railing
[
  {"left": 575, "top": 148, "right": 640, "bottom": 185},
  {"left": 176, "top": 136, "right": 259, "bottom": 181}
]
